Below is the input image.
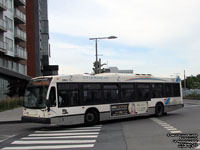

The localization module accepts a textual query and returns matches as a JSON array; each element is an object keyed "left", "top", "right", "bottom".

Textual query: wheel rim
[{"left": 86, "top": 113, "right": 94, "bottom": 122}]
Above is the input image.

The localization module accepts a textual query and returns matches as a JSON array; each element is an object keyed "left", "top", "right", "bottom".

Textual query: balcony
[
  {"left": 14, "top": 8, "right": 26, "bottom": 24},
  {"left": 14, "top": 0, "right": 25, "bottom": 6},
  {"left": 15, "top": 45, "right": 27, "bottom": 60},
  {"left": 0, "top": 0, "right": 7, "bottom": 11},
  {"left": 0, "top": 41, "right": 7, "bottom": 54},
  {"left": 0, "top": 18, "right": 7, "bottom": 32},
  {"left": 15, "top": 27, "right": 26, "bottom": 42}
]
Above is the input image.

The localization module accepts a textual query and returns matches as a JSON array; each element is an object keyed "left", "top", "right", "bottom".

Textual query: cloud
[
  {"left": 49, "top": 0, "right": 200, "bottom": 45},
  {"left": 48, "top": 0, "right": 200, "bottom": 77}
]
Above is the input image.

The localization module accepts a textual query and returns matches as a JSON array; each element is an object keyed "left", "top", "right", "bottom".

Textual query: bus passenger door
[{"left": 47, "top": 86, "right": 58, "bottom": 117}]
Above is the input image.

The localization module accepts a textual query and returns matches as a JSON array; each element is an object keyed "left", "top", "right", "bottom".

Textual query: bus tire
[
  {"left": 85, "top": 109, "right": 99, "bottom": 125},
  {"left": 155, "top": 103, "right": 164, "bottom": 117}
]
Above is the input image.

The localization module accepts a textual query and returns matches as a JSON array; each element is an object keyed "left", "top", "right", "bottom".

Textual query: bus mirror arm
[{"left": 46, "top": 100, "right": 50, "bottom": 112}]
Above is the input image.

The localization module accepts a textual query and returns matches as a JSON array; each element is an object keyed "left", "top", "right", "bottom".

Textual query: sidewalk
[
  {"left": 0, "top": 107, "right": 22, "bottom": 123},
  {"left": 183, "top": 99, "right": 200, "bottom": 104}
]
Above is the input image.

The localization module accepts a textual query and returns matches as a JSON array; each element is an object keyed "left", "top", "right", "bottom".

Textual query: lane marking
[
  {"left": 0, "top": 139, "right": 6, "bottom": 142},
  {"left": 157, "top": 122, "right": 169, "bottom": 124},
  {"left": 160, "top": 124, "right": 171, "bottom": 127},
  {"left": 39, "top": 126, "right": 102, "bottom": 131},
  {"left": 166, "top": 128, "right": 178, "bottom": 131},
  {"left": 35, "top": 129, "right": 101, "bottom": 133},
  {"left": 29, "top": 132, "right": 99, "bottom": 136},
  {"left": 65, "top": 126, "right": 102, "bottom": 130},
  {"left": 195, "top": 142, "right": 200, "bottom": 149},
  {"left": 22, "top": 135, "right": 98, "bottom": 140},
  {"left": 152, "top": 118, "right": 199, "bottom": 148},
  {"left": 2, "top": 125, "right": 102, "bottom": 150},
  {"left": 163, "top": 126, "right": 175, "bottom": 129},
  {"left": 0, "top": 135, "right": 15, "bottom": 143},
  {"left": 151, "top": 118, "right": 182, "bottom": 134},
  {"left": 2, "top": 144, "right": 94, "bottom": 150},
  {"left": 169, "top": 130, "right": 182, "bottom": 133},
  {"left": 12, "top": 140, "right": 96, "bottom": 144},
  {"left": 195, "top": 145, "right": 200, "bottom": 149}
]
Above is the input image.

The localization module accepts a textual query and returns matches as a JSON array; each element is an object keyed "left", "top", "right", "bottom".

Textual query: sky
[{"left": 48, "top": 0, "right": 200, "bottom": 78}]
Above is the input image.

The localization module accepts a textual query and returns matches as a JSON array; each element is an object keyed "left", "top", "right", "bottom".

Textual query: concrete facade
[{"left": 0, "top": 0, "right": 29, "bottom": 99}]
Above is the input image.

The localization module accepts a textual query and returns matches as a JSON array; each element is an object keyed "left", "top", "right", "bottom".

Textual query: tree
[
  {"left": 92, "top": 58, "right": 106, "bottom": 74},
  {"left": 7, "top": 79, "right": 29, "bottom": 97},
  {"left": 184, "top": 75, "right": 200, "bottom": 89}
]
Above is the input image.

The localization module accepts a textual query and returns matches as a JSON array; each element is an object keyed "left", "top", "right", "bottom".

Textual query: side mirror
[{"left": 46, "top": 100, "right": 50, "bottom": 112}]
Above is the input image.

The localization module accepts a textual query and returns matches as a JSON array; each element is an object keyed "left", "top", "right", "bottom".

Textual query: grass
[
  {"left": 183, "top": 93, "right": 200, "bottom": 100},
  {"left": 0, "top": 97, "right": 23, "bottom": 112}
]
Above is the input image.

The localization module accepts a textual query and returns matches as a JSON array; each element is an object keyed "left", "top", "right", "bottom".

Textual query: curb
[{"left": 0, "top": 120, "right": 22, "bottom": 125}]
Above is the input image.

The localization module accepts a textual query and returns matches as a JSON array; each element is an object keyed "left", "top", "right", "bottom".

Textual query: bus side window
[
  {"left": 173, "top": 83, "right": 181, "bottom": 97},
  {"left": 103, "top": 84, "right": 120, "bottom": 103},
  {"left": 151, "top": 83, "right": 164, "bottom": 98},
  {"left": 120, "top": 84, "right": 135, "bottom": 102},
  {"left": 136, "top": 83, "right": 150, "bottom": 101},
  {"left": 164, "top": 84, "right": 172, "bottom": 97},
  {"left": 57, "top": 83, "right": 80, "bottom": 107},
  {"left": 49, "top": 87, "right": 56, "bottom": 107}
]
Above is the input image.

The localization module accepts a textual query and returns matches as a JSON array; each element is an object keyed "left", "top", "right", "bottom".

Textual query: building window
[
  {"left": 0, "top": 58, "right": 3, "bottom": 67},
  {"left": 7, "top": 0, "right": 13, "bottom": 12},
  {"left": 5, "top": 37, "right": 13, "bottom": 52},
  {"left": 0, "top": 78, "right": 9, "bottom": 99},
  {"left": 19, "top": 64, "right": 26, "bottom": 75},
  {"left": 5, "top": 17, "right": 13, "bottom": 32},
  {"left": 8, "top": 60, "right": 12, "bottom": 70},
  {"left": 2, "top": 59, "right": 8, "bottom": 68}
]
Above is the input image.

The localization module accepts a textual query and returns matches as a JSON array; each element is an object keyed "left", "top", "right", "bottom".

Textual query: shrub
[
  {"left": 0, "top": 97, "right": 23, "bottom": 112},
  {"left": 184, "top": 93, "right": 200, "bottom": 100}
]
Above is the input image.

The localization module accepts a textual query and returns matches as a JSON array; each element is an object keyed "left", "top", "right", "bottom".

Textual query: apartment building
[
  {"left": 26, "top": 0, "right": 58, "bottom": 78},
  {"left": 0, "top": 0, "right": 29, "bottom": 99}
]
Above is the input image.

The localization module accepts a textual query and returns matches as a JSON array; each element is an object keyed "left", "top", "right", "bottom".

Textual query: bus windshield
[{"left": 24, "top": 78, "right": 52, "bottom": 109}]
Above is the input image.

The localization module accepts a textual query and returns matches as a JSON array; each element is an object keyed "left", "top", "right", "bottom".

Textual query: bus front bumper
[{"left": 21, "top": 116, "right": 50, "bottom": 124}]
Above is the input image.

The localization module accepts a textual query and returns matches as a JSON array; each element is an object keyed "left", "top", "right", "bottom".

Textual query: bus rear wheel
[
  {"left": 85, "top": 110, "right": 99, "bottom": 125},
  {"left": 155, "top": 103, "right": 164, "bottom": 117}
]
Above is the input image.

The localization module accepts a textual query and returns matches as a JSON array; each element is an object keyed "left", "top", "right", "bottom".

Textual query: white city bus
[{"left": 22, "top": 73, "right": 184, "bottom": 125}]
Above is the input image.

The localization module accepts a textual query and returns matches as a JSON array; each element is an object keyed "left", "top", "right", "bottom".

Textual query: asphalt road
[{"left": 0, "top": 99, "right": 199, "bottom": 150}]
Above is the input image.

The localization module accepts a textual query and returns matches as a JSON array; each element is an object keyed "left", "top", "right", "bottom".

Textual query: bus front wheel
[
  {"left": 155, "top": 103, "right": 164, "bottom": 117},
  {"left": 85, "top": 110, "right": 99, "bottom": 125}
]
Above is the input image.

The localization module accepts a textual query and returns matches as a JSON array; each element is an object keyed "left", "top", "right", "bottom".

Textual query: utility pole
[
  {"left": 89, "top": 36, "right": 117, "bottom": 74},
  {"left": 184, "top": 70, "right": 186, "bottom": 89}
]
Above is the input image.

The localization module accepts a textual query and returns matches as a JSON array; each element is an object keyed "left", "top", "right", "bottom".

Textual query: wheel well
[
  {"left": 156, "top": 102, "right": 164, "bottom": 107},
  {"left": 155, "top": 102, "right": 165, "bottom": 112},
  {"left": 85, "top": 107, "right": 100, "bottom": 120}
]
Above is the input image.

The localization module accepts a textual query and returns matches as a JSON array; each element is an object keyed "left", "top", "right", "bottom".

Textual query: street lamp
[{"left": 89, "top": 36, "right": 117, "bottom": 74}]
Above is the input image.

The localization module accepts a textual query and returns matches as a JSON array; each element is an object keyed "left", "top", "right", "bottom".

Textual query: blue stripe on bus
[{"left": 165, "top": 98, "right": 171, "bottom": 105}]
